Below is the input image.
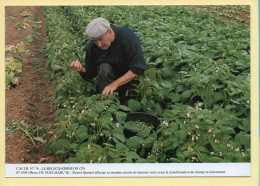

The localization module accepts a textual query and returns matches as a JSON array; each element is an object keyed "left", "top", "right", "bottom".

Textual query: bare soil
[
  {"left": 5, "top": 6, "right": 59, "bottom": 163},
  {"left": 191, "top": 5, "right": 250, "bottom": 26}
]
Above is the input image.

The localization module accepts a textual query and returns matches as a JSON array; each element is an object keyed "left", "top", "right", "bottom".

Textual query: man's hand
[
  {"left": 70, "top": 60, "right": 86, "bottom": 72},
  {"left": 102, "top": 82, "right": 119, "bottom": 96},
  {"left": 101, "top": 70, "right": 137, "bottom": 96}
]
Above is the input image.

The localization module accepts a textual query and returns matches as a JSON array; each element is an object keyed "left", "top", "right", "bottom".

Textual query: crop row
[{"left": 44, "top": 6, "right": 250, "bottom": 163}]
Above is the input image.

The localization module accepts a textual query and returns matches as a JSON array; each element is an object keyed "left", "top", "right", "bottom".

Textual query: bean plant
[{"left": 44, "top": 6, "right": 250, "bottom": 163}]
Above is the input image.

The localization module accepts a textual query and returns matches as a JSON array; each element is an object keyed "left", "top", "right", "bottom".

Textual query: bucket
[{"left": 124, "top": 112, "right": 161, "bottom": 138}]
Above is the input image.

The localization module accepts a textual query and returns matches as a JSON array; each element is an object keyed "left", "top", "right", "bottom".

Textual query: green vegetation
[
  {"left": 44, "top": 6, "right": 250, "bottom": 163},
  {"left": 5, "top": 121, "right": 52, "bottom": 145},
  {"left": 5, "top": 56, "right": 22, "bottom": 87}
]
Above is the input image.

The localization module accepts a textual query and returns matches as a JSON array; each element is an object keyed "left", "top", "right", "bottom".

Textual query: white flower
[
  {"left": 162, "top": 121, "right": 168, "bottom": 126},
  {"left": 195, "top": 125, "right": 199, "bottom": 129}
]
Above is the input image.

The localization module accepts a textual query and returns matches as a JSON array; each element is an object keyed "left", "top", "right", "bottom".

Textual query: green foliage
[
  {"left": 5, "top": 56, "right": 22, "bottom": 87},
  {"left": 44, "top": 6, "right": 250, "bottom": 163},
  {"left": 16, "top": 22, "right": 30, "bottom": 29},
  {"left": 6, "top": 121, "right": 52, "bottom": 145}
]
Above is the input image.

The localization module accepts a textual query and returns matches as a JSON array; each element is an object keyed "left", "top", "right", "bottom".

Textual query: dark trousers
[{"left": 96, "top": 63, "right": 129, "bottom": 96}]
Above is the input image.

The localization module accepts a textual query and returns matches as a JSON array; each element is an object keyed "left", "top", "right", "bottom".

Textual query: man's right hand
[{"left": 70, "top": 60, "right": 86, "bottom": 72}]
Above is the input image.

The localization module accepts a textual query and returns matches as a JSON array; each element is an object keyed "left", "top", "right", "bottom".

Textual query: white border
[{"left": 5, "top": 163, "right": 251, "bottom": 177}]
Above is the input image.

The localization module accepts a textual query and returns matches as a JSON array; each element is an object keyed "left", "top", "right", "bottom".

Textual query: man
[{"left": 70, "top": 17, "right": 147, "bottom": 96}]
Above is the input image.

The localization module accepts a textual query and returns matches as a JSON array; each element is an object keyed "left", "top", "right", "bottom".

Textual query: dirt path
[{"left": 5, "top": 6, "right": 58, "bottom": 163}]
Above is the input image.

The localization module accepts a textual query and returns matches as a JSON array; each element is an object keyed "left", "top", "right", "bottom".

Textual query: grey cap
[{"left": 86, "top": 17, "right": 110, "bottom": 40}]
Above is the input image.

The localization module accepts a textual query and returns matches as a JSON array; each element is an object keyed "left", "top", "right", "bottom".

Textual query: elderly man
[{"left": 70, "top": 17, "right": 147, "bottom": 96}]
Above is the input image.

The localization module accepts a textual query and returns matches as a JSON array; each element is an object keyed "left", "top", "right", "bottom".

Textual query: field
[{"left": 5, "top": 6, "right": 250, "bottom": 163}]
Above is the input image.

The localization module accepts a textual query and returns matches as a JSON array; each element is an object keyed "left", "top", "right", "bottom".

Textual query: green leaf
[
  {"left": 181, "top": 90, "right": 192, "bottom": 99},
  {"left": 177, "top": 154, "right": 185, "bottom": 162},
  {"left": 33, "top": 137, "right": 47, "bottom": 144},
  {"left": 175, "top": 130, "right": 187, "bottom": 141},
  {"left": 126, "top": 151, "right": 140, "bottom": 159},
  {"left": 162, "top": 137, "right": 176, "bottom": 147},
  {"left": 242, "top": 118, "right": 250, "bottom": 132},
  {"left": 136, "top": 158, "right": 149, "bottom": 163},
  {"left": 143, "top": 136, "right": 156, "bottom": 149},
  {"left": 75, "top": 125, "right": 88, "bottom": 142},
  {"left": 169, "top": 158, "right": 182, "bottom": 163},
  {"left": 113, "top": 133, "right": 125, "bottom": 143},
  {"left": 118, "top": 105, "right": 132, "bottom": 112},
  {"left": 116, "top": 111, "right": 127, "bottom": 123},
  {"left": 221, "top": 126, "right": 236, "bottom": 135},
  {"left": 198, "top": 146, "right": 210, "bottom": 153},
  {"left": 103, "top": 143, "right": 114, "bottom": 148},
  {"left": 161, "top": 68, "right": 173, "bottom": 78},
  {"left": 126, "top": 136, "right": 144, "bottom": 151},
  {"left": 224, "top": 152, "right": 235, "bottom": 161},
  {"left": 59, "top": 139, "right": 70, "bottom": 147},
  {"left": 207, "top": 157, "right": 223, "bottom": 162},
  {"left": 125, "top": 121, "right": 140, "bottom": 131},
  {"left": 55, "top": 149, "right": 66, "bottom": 155},
  {"left": 127, "top": 99, "right": 142, "bottom": 112},
  {"left": 137, "top": 128, "right": 150, "bottom": 138},
  {"left": 48, "top": 141, "right": 61, "bottom": 154},
  {"left": 116, "top": 143, "right": 128, "bottom": 153},
  {"left": 197, "top": 152, "right": 210, "bottom": 163},
  {"left": 69, "top": 143, "right": 78, "bottom": 150},
  {"left": 182, "top": 150, "right": 196, "bottom": 158}
]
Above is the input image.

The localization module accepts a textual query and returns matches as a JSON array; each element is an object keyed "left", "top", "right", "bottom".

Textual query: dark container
[{"left": 124, "top": 112, "right": 161, "bottom": 138}]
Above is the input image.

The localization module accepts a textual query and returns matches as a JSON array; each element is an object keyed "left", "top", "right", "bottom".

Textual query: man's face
[{"left": 93, "top": 29, "right": 114, "bottom": 50}]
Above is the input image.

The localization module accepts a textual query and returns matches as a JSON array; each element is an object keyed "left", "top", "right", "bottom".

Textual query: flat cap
[{"left": 86, "top": 17, "right": 110, "bottom": 40}]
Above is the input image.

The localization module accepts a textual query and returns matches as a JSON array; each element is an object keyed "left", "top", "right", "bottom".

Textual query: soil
[
  {"left": 5, "top": 6, "right": 59, "bottom": 163},
  {"left": 191, "top": 5, "right": 250, "bottom": 26},
  {"left": 4, "top": 6, "right": 250, "bottom": 164}
]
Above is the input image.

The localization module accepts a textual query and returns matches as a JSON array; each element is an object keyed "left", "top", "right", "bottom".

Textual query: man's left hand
[{"left": 102, "top": 82, "right": 119, "bottom": 95}]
